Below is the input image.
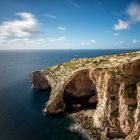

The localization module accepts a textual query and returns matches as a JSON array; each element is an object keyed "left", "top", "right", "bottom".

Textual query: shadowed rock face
[
  {"left": 63, "top": 70, "right": 98, "bottom": 112},
  {"left": 29, "top": 51, "right": 140, "bottom": 140},
  {"left": 29, "top": 71, "right": 50, "bottom": 90}
]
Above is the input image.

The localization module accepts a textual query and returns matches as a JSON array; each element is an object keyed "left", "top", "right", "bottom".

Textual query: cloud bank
[
  {"left": 114, "top": 2, "right": 140, "bottom": 31},
  {"left": 0, "top": 12, "right": 39, "bottom": 39},
  {"left": 81, "top": 40, "right": 96, "bottom": 45},
  {"left": 116, "top": 41, "right": 125, "bottom": 45},
  {"left": 127, "top": 2, "right": 140, "bottom": 23}
]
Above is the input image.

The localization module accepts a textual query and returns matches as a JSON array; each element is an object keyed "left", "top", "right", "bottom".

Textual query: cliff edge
[{"left": 29, "top": 51, "right": 140, "bottom": 140}]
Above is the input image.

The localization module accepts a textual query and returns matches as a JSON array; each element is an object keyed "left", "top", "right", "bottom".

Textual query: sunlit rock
[{"left": 29, "top": 51, "right": 140, "bottom": 140}]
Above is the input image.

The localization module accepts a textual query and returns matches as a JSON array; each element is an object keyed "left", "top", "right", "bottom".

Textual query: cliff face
[{"left": 29, "top": 51, "right": 140, "bottom": 140}]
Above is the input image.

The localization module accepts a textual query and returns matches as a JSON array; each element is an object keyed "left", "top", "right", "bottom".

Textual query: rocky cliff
[{"left": 29, "top": 51, "right": 140, "bottom": 140}]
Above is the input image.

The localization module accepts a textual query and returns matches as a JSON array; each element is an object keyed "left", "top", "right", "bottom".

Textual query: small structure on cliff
[{"left": 29, "top": 51, "right": 140, "bottom": 140}]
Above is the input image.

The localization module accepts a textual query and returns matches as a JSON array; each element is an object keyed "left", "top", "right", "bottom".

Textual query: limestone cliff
[{"left": 29, "top": 51, "right": 140, "bottom": 140}]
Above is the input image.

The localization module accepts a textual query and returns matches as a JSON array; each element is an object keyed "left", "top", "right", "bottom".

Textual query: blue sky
[{"left": 0, "top": 0, "right": 140, "bottom": 49}]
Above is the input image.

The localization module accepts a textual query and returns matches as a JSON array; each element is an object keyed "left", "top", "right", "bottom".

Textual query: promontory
[{"left": 29, "top": 51, "right": 140, "bottom": 140}]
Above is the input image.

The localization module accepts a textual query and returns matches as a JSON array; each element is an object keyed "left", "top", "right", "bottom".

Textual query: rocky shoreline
[
  {"left": 68, "top": 122, "right": 91, "bottom": 140},
  {"left": 68, "top": 110, "right": 125, "bottom": 140},
  {"left": 69, "top": 111, "right": 106, "bottom": 140}
]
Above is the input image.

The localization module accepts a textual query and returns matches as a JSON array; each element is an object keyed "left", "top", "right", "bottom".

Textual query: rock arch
[{"left": 62, "top": 69, "right": 98, "bottom": 112}]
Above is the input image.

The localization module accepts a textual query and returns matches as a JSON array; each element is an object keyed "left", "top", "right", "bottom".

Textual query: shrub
[
  {"left": 126, "top": 112, "right": 134, "bottom": 122},
  {"left": 123, "top": 88, "right": 136, "bottom": 99},
  {"left": 114, "top": 70, "right": 127, "bottom": 78},
  {"left": 128, "top": 104, "right": 137, "bottom": 112},
  {"left": 111, "top": 108, "right": 119, "bottom": 117}
]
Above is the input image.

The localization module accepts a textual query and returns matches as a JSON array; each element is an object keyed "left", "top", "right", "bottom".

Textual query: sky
[{"left": 0, "top": 0, "right": 140, "bottom": 49}]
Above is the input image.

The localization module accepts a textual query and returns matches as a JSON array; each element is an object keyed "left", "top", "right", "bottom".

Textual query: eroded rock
[
  {"left": 29, "top": 71, "right": 50, "bottom": 90},
  {"left": 29, "top": 51, "right": 140, "bottom": 140}
]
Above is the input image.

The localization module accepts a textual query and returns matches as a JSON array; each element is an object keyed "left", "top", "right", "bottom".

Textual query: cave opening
[{"left": 63, "top": 70, "right": 98, "bottom": 113}]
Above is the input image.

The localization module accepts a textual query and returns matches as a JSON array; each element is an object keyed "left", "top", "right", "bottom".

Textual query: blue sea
[{"left": 0, "top": 49, "right": 139, "bottom": 140}]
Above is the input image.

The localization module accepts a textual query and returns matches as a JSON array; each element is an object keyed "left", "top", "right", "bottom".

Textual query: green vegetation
[
  {"left": 63, "top": 58, "right": 111, "bottom": 69},
  {"left": 99, "top": 59, "right": 110, "bottom": 64},
  {"left": 123, "top": 87, "right": 136, "bottom": 99},
  {"left": 49, "top": 73, "right": 57, "bottom": 78},
  {"left": 126, "top": 58, "right": 131, "bottom": 62},
  {"left": 60, "top": 103, "right": 65, "bottom": 110},
  {"left": 63, "top": 61, "right": 80, "bottom": 69},
  {"left": 128, "top": 104, "right": 137, "bottom": 112},
  {"left": 92, "top": 59, "right": 110, "bottom": 65},
  {"left": 92, "top": 60, "right": 98, "bottom": 64},
  {"left": 126, "top": 104, "right": 137, "bottom": 122},
  {"left": 137, "top": 81, "right": 140, "bottom": 85},
  {"left": 124, "top": 91, "right": 134, "bottom": 98},
  {"left": 126, "top": 111, "right": 134, "bottom": 122},
  {"left": 111, "top": 108, "right": 119, "bottom": 117},
  {"left": 114, "top": 70, "right": 127, "bottom": 78},
  {"left": 95, "top": 67, "right": 103, "bottom": 71}
]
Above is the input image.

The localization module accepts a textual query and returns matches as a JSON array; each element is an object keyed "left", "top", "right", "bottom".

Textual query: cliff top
[{"left": 41, "top": 51, "right": 140, "bottom": 87}]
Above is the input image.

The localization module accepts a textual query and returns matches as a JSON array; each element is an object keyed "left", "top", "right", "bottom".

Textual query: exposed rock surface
[
  {"left": 29, "top": 51, "right": 140, "bottom": 140},
  {"left": 29, "top": 71, "right": 50, "bottom": 90}
]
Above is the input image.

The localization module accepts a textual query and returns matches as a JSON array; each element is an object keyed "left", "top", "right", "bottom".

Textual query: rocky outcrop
[
  {"left": 29, "top": 51, "right": 140, "bottom": 140},
  {"left": 29, "top": 71, "right": 50, "bottom": 90}
]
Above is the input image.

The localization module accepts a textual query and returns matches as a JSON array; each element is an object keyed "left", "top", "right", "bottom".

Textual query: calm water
[{"left": 0, "top": 49, "right": 139, "bottom": 140}]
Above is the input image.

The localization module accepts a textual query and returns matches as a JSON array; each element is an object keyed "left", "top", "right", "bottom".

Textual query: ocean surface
[{"left": 0, "top": 49, "right": 139, "bottom": 140}]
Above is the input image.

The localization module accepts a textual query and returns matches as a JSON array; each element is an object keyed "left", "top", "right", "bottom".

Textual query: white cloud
[
  {"left": 127, "top": 2, "right": 140, "bottom": 23},
  {"left": 0, "top": 12, "right": 39, "bottom": 39},
  {"left": 81, "top": 40, "right": 96, "bottom": 45},
  {"left": 56, "top": 36, "right": 66, "bottom": 41},
  {"left": 67, "top": 0, "right": 80, "bottom": 8},
  {"left": 114, "top": 19, "right": 129, "bottom": 31},
  {"left": 116, "top": 41, "right": 125, "bottom": 45},
  {"left": 113, "top": 33, "right": 120, "bottom": 36},
  {"left": 57, "top": 26, "right": 67, "bottom": 31},
  {"left": 46, "top": 37, "right": 56, "bottom": 42},
  {"left": 114, "top": 2, "right": 140, "bottom": 31},
  {"left": 132, "top": 39, "right": 140, "bottom": 44},
  {"left": 90, "top": 40, "right": 96, "bottom": 43},
  {"left": 0, "top": 38, "right": 42, "bottom": 49},
  {"left": 45, "top": 14, "right": 56, "bottom": 19},
  {"left": 46, "top": 36, "right": 66, "bottom": 42},
  {"left": 0, "top": 12, "right": 66, "bottom": 49},
  {"left": 0, "top": 35, "right": 67, "bottom": 49}
]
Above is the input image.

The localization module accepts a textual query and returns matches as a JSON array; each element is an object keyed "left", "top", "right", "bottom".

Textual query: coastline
[
  {"left": 29, "top": 51, "right": 140, "bottom": 140},
  {"left": 68, "top": 110, "right": 108, "bottom": 140},
  {"left": 68, "top": 111, "right": 125, "bottom": 140},
  {"left": 69, "top": 123, "right": 91, "bottom": 140}
]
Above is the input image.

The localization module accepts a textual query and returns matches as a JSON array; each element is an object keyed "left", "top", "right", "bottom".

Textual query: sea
[{"left": 0, "top": 49, "right": 139, "bottom": 140}]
